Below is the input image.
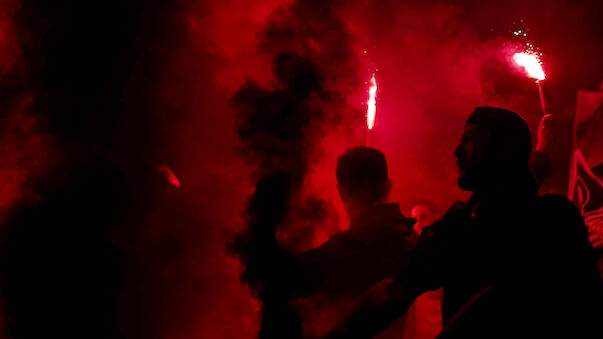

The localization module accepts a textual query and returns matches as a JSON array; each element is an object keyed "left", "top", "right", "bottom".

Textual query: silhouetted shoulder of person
[
  {"left": 323, "top": 108, "right": 603, "bottom": 339},
  {"left": 401, "top": 193, "right": 603, "bottom": 338},
  {"left": 528, "top": 194, "right": 603, "bottom": 304},
  {"left": 253, "top": 147, "right": 421, "bottom": 299},
  {"left": 454, "top": 193, "right": 603, "bottom": 338},
  {"left": 296, "top": 203, "right": 418, "bottom": 296}
]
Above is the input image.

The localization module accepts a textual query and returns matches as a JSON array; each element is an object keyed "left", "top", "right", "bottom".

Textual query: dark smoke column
[
  {"left": 231, "top": 52, "right": 323, "bottom": 339},
  {"left": 228, "top": 1, "right": 364, "bottom": 338}
]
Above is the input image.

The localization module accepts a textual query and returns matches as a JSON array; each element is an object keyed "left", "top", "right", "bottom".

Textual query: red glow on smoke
[
  {"left": 158, "top": 166, "right": 181, "bottom": 187},
  {"left": 0, "top": 2, "right": 53, "bottom": 222},
  {"left": 0, "top": 2, "right": 56, "bottom": 336},
  {"left": 64, "top": 1, "right": 603, "bottom": 338},
  {"left": 0, "top": 0, "right": 21, "bottom": 75}
]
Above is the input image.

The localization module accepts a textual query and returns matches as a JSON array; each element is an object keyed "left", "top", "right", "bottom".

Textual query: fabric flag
[
  {"left": 570, "top": 150, "right": 603, "bottom": 234},
  {"left": 570, "top": 82, "right": 603, "bottom": 244}
]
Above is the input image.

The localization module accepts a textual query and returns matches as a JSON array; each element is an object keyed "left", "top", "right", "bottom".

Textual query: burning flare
[
  {"left": 513, "top": 51, "right": 546, "bottom": 81},
  {"left": 367, "top": 74, "right": 377, "bottom": 130}
]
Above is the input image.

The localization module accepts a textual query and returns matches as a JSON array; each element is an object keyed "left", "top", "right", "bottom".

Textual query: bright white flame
[
  {"left": 367, "top": 74, "right": 377, "bottom": 130},
  {"left": 513, "top": 52, "right": 546, "bottom": 81}
]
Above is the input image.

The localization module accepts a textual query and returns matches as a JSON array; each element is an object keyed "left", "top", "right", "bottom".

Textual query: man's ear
[{"left": 337, "top": 183, "right": 348, "bottom": 203}]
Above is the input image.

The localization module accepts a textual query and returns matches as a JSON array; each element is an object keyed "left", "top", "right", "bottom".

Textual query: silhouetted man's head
[
  {"left": 453, "top": 107, "right": 533, "bottom": 192},
  {"left": 336, "top": 147, "right": 391, "bottom": 217},
  {"left": 410, "top": 200, "right": 441, "bottom": 234}
]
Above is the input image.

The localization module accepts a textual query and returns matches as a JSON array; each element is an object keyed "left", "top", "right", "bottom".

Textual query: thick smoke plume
[
  {"left": 0, "top": 1, "right": 601, "bottom": 339},
  {"left": 0, "top": 1, "right": 54, "bottom": 221},
  {"left": 120, "top": 0, "right": 603, "bottom": 338},
  {"left": 228, "top": 1, "right": 363, "bottom": 338}
]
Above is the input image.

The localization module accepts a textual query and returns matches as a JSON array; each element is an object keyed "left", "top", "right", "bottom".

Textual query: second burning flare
[
  {"left": 513, "top": 51, "right": 547, "bottom": 115},
  {"left": 366, "top": 74, "right": 377, "bottom": 146}
]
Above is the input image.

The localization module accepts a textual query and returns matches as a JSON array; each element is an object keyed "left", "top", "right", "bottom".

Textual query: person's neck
[
  {"left": 473, "top": 173, "right": 536, "bottom": 205},
  {"left": 348, "top": 200, "right": 383, "bottom": 220}
]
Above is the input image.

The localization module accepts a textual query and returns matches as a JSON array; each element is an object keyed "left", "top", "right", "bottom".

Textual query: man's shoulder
[
  {"left": 348, "top": 222, "right": 417, "bottom": 242},
  {"left": 535, "top": 193, "right": 574, "bottom": 206},
  {"left": 533, "top": 193, "right": 580, "bottom": 217},
  {"left": 330, "top": 222, "right": 416, "bottom": 257},
  {"left": 531, "top": 193, "right": 588, "bottom": 246}
]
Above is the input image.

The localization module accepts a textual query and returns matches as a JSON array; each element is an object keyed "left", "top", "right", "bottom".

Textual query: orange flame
[
  {"left": 513, "top": 52, "right": 545, "bottom": 81},
  {"left": 367, "top": 74, "right": 377, "bottom": 130}
]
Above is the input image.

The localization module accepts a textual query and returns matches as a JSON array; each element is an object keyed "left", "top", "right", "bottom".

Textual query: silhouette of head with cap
[
  {"left": 454, "top": 107, "right": 536, "bottom": 194},
  {"left": 336, "top": 147, "right": 392, "bottom": 219}
]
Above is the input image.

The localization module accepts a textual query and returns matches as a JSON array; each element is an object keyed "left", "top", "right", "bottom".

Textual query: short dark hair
[
  {"left": 466, "top": 106, "right": 532, "bottom": 162},
  {"left": 336, "top": 147, "right": 389, "bottom": 201}
]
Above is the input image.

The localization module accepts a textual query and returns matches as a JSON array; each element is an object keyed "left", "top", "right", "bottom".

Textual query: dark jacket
[
  {"left": 296, "top": 203, "right": 418, "bottom": 296},
  {"left": 404, "top": 192, "right": 603, "bottom": 338}
]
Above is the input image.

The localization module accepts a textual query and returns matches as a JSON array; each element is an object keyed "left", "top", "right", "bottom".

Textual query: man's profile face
[
  {"left": 454, "top": 124, "right": 492, "bottom": 191},
  {"left": 411, "top": 205, "right": 436, "bottom": 234}
]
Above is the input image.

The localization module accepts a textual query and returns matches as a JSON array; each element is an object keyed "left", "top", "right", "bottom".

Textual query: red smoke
[
  {"left": 2, "top": 0, "right": 601, "bottom": 338},
  {"left": 0, "top": 97, "right": 54, "bottom": 217},
  {"left": 0, "top": 1, "right": 47, "bottom": 215},
  {"left": 124, "top": 1, "right": 603, "bottom": 338},
  {"left": 0, "top": 0, "right": 55, "bottom": 220},
  {"left": 0, "top": 2, "right": 56, "bottom": 335}
]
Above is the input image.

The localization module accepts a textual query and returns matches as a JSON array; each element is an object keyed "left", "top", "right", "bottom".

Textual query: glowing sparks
[
  {"left": 158, "top": 166, "right": 181, "bottom": 187},
  {"left": 367, "top": 74, "right": 377, "bottom": 130},
  {"left": 513, "top": 51, "right": 546, "bottom": 81}
]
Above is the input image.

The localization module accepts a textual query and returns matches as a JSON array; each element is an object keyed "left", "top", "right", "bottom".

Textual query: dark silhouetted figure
[
  {"left": 233, "top": 147, "right": 418, "bottom": 339},
  {"left": 326, "top": 107, "right": 603, "bottom": 339},
  {"left": 290, "top": 147, "right": 418, "bottom": 296},
  {"left": 403, "top": 200, "right": 443, "bottom": 339}
]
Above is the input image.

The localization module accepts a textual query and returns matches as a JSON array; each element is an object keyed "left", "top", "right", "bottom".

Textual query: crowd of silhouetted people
[{"left": 249, "top": 107, "right": 603, "bottom": 339}]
